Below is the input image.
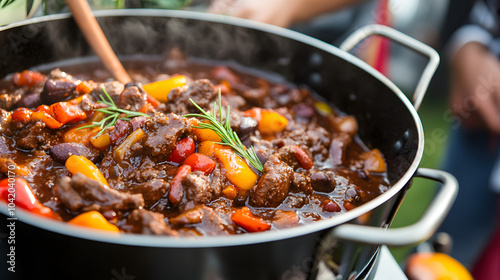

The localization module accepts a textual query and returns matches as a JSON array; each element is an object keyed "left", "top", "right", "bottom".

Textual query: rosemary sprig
[
  {"left": 78, "top": 88, "right": 149, "bottom": 136},
  {"left": 184, "top": 90, "right": 264, "bottom": 173}
]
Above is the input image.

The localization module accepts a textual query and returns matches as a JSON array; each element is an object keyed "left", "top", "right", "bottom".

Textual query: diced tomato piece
[
  {"left": 183, "top": 153, "right": 216, "bottom": 175},
  {"left": 12, "top": 70, "right": 45, "bottom": 87},
  {"left": 168, "top": 138, "right": 195, "bottom": 163},
  {"left": 11, "top": 108, "right": 32, "bottom": 124}
]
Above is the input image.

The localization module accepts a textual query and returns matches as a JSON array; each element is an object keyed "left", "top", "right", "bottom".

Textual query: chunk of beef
[
  {"left": 0, "top": 109, "right": 11, "bottom": 130},
  {"left": 164, "top": 79, "right": 216, "bottom": 115},
  {"left": 277, "top": 145, "right": 300, "bottom": 169},
  {"left": 0, "top": 89, "right": 22, "bottom": 110},
  {"left": 15, "top": 122, "right": 52, "bottom": 150},
  {"left": 123, "top": 209, "right": 178, "bottom": 236},
  {"left": 249, "top": 155, "right": 293, "bottom": 207},
  {"left": 0, "top": 158, "right": 16, "bottom": 176},
  {"left": 57, "top": 173, "right": 144, "bottom": 212},
  {"left": 209, "top": 164, "right": 223, "bottom": 197},
  {"left": 109, "top": 119, "right": 132, "bottom": 145},
  {"left": 143, "top": 113, "right": 189, "bottom": 159},
  {"left": 92, "top": 81, "right": 124, "bottom": 104},
  {"left": 183, "top": 171, "right": 212, "bottom": 204},
  {"left": 169, "top": 205, "right": 230, "bottom": 236},
  {"left": 118, "top": 86, "right": 146, "bottom": 111},
  {"left": 291, "top": 172, "right": 313, "bottom": 194},
  {"left": 129, "top": 178, "right": 169, "bottom": 207},
  {"left": 48, "top": 68, "right": 75, "bottom": 80}
]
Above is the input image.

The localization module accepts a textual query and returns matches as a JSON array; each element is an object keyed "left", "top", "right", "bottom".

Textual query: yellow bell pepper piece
[
  {"left": 65, "top": 155, "right": 109, "bottom": 187},
  {"left": 258, "top": 110, "right": 288, "bottom": 134},
  {"left": 90, "top": 127, "right": 111, "bottom": 149},
  {"left": 314, "top": 102, "right": 333, "bottom": 115},
  {"left": 214, "top": 149, "right": 258, "bottom": 190},
  {"left": 198, "top": 141, "right": 229, "bottom": 157},
  {"left": 142, "top": 75, "right": 187, "bottom": 103},
  {"left": 68, "top": 211, "right": 120, "bottom": 233},
  {"left": 114, "top": 128, "right": 145, "bottom": 162}
]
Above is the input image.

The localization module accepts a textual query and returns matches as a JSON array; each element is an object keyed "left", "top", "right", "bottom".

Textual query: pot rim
[{"left": 0, "top": 9, "right": 424, "bottom": 248}]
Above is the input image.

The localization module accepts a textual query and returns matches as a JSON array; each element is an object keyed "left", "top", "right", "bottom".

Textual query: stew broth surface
[{"left": 0, "top": 58, "right": 390, "bottom": 236}]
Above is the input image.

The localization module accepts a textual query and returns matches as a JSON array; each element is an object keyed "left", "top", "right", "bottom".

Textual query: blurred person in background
[{"left": 439, "top": 0, "right": 500, "bottom": 278}]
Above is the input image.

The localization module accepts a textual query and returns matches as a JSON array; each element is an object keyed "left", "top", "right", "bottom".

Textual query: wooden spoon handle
[{"left": 65, "top": 0, "right": 132, "bottom": 84}]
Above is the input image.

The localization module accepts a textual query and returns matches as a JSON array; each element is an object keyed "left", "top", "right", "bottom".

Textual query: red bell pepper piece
[
  {"left": 50, "top": 101, "right": 87, "bottom": 125},
  {"left": 167, "top": 138, "right": 195, "bottom": 163},
  {"left": 183, "top": 153, "right": 216, "bottom": 175},
  {"left": 0, "top": 178, "right": 59, "bottom": 219},
  {"left": 231, "top": 207, "right": 271, "bottom": 232}
]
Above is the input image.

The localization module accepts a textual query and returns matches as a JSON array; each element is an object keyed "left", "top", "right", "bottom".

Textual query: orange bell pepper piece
[
  {"left": 231, "top": 207, "right": 271, "bottom": 232},
  {"left": 359, "top": 149, "right": 387, "bottom": 173},
  {"left": 89, "top": 128, "right": 111, "bottom": 149},
  {"left": 68, "top": 211, "right": 120, "bottom": 233},
  {"left": 31, "top": 111, "right": 63, "bottom": 129},
  {"left": 258, "top": 110, "right": 288, "bottom": 134},
  {"left": 65, "top": 155, "right": 109, "bottom": 187},
  {"left": 142, "top": 75, "right": 187, "bottom": 103},
  {"left": 214, "top": 149, "right": 258, "bottom": 190}
]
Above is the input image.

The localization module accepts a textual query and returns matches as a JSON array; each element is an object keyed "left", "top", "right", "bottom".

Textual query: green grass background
[{"left": 388, "top": 94, "right": 450, "bottom": 263}]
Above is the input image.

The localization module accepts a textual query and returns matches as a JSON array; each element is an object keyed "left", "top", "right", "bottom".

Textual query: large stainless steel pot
[{"left": 0, "top": 10, "right": 457, "bottom": 280}]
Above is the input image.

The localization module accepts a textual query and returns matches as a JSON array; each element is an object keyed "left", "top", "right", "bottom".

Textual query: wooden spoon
[{"left": 65, "top": 0, "right": 132, "bottom": 84}]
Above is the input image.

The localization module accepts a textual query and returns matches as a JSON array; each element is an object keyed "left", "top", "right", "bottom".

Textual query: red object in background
[
  {"left": 471, "top": 195, "right": 500, "bottom": 280},
  {"left": 364, "top": 0, "right": 391, "bottom": 76}
]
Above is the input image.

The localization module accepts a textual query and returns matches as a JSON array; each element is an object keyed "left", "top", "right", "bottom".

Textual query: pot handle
[
  {"left": 330, "top": 168, "right": 458, "bottom": 247},
  {"left": 339, "top": 24, "right": 440, "bottom": 111}
]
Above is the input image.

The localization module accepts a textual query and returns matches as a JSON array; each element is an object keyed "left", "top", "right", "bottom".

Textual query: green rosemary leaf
[{"left": 184, "top": 89, "right": 263, "bottom": 173}]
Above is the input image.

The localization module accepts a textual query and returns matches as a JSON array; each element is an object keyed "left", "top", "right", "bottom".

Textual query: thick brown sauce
[{"left": 0, "top": 59, "right": 390, "bottom": 235}]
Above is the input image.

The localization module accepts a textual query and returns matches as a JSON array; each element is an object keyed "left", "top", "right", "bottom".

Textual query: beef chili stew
[{"left": 0, "top": 62, "right": 390, "bottom": 236}]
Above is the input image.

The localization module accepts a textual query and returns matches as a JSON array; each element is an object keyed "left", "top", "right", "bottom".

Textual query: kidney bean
[
  {"left": 17, "top": 91, "right": 41, "bottom": 108},
  {"left": 49, "top": 142, "right": 99, "bottom": 164},
  {"left": 292, "top": 103, "right": 315, "bottom": 118},
  {"left": 323, "top": 200, "right": 341, "bottom": 212},
  {"left": 41, "top": 79, "right": 78, "bottom": 105}
]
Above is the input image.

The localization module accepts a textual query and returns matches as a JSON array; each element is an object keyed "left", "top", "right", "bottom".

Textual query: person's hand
[
  {"left": 227, "top": 0, "right": 301, "bottom": 28},
  {"left": 450, "top": 42, "right": 500, "bottom": 133},
  {"left": 208, "top": 0, "right": 361, "bottom": 28}
]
